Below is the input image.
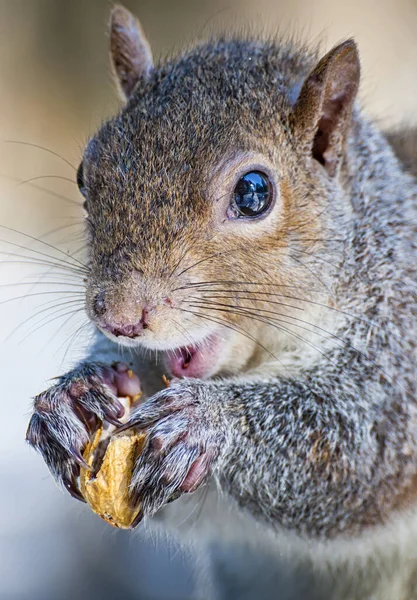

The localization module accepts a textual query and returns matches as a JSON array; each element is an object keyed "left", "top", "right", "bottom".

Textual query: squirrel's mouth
[{"left": 164, "top": 332, "right": 224, "bottom": 379}]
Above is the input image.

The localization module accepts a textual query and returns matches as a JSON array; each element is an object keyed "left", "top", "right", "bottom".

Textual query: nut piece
[{"left": 80, "top": 396, "right": 145, "bottom": 529}]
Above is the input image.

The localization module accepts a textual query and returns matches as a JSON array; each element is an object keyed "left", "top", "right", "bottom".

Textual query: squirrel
[{"left": 25, "top": 4, "right": 417, "bottom": 597}]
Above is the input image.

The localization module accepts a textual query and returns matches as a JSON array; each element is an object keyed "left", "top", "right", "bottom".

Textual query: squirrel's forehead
[
  {"left": 88, "top": 97, "right": 288, "bottom": 173},
  {"left": 88, "top": 115, "right": 233, "bottom": 180}
]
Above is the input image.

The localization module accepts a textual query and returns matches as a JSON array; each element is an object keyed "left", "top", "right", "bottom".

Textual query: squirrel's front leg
[
  {"left": 117, "top": 379, "right": 228, "bottom": 526},
  {"left": 124, "top": 374, "right": 397, "bottom": 539}
]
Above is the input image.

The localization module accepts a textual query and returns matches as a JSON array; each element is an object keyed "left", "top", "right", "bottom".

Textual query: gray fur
[{"left": 25, "top": 13, "right": 417, "bottom": 598}]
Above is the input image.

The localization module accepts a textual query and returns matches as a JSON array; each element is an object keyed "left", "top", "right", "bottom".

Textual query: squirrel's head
[{"left": 79, "top": 5, "right": 360, "bottom": 378}]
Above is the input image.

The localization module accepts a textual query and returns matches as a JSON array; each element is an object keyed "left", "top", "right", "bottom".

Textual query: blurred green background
[{"left": 1, "top": 1, "right": 417, "bottom": 598}]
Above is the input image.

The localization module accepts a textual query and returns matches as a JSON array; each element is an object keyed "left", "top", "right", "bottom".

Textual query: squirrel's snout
[
  {"left": 104, "top": 318, "right": 148, "bottom": 338},
  {"left": 92, "top": 291, "right": 164, "bottom": 339},
  {"left": 100, "top": 308, "right": 149, "bottom": 339}
]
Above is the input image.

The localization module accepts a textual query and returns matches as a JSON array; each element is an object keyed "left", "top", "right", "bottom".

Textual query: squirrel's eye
[
  {"left": 230, "top": 171, "right": 272, "bottom": 218},
  {"left": 76, "top": 163, "right": 87, "bottom": 201}
]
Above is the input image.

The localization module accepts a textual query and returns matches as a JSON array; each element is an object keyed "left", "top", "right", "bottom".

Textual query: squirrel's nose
[
  {"left": 93, "top": 292, "right": 150, "bottom": 338},
  {"left": 104, "top": 309, "right": 149, "bottom": 338},
  {"left": 108, "top": 319, "right": 147, "bottom": 338}
]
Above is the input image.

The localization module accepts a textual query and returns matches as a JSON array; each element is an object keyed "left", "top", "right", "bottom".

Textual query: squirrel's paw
[
  {"left": 26, "top": 362, "right": 141, "bottom": 501},
  {"left": 118, "top": 380, "right": 225, "bottom": 526}
]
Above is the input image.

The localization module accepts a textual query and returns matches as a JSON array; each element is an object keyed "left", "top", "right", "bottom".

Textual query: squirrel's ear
[
  {"left": 109, "top": 5, "right": 153, "bottom": 101},
  {"left": 293, "top": 40, "right": 360, "bottom": 177}
]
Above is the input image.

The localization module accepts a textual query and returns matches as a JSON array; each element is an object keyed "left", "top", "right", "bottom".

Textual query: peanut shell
[{"left": 79, "top": 395, "right": 145, "bottom": 529}]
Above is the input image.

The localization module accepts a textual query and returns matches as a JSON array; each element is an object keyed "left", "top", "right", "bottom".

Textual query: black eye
[
  {"left": 76, "top": 163, "right": 87, "bottom": 199},
  {"left": 231, "top": 171, "right": 273, "bottom": 218}
]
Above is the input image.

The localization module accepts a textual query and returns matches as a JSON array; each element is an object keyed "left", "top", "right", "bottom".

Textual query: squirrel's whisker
[
  {"left": 70, "top": 243, "right": 89, "bottom": 256},
  {"left": 167, "top": 236, "right": 205, "bottom": 280},
  {"left": 175, "top": 280, "right": 320, "bottom": 291},
  {"left": 16, "top": 174, "right": 77, "bottom": 188},
  {"left": 181, "top": 307, "right": 319, "bottom": 387},
  {"left": 186, "top": 286, "right": 376, "bottom": 328},
  {"left": 0, "top": 242, "right": 87, "bottom": 270},
  {"left": 187, "top": 301, "right": 340, "bottom": 368},
  {"left": 18, "top": 306, "right": 85, "bottom": 346},
  {"left": 5, "top": 298, "right": 85, "bottom": 342},
  {"left": 25, "top": 298, "right": 84, "bottom": 327},
  {"left": 176, "top": 247, "right": 234, "bottom": 279},
  {"left": 38, "top": 221, "right": 84, "bottom": 242},
  {"left": 188, "top": 293, "right": 306, "bottom": 312},
  {"left": 182, "top": 306, "right": 338, "bottom": 402},
  {"left": 59, "top": 319, "right": 92, "bottom": 364},
  {"left": 0, "top": 173, "right": 81, "bottom": 206},
  {"left": 0, "top": 258, "right": 86, "bottom": 276},
  {"left": 0, "top": 225, "right": 88, "bottom": 269},
  {"left": 0, "top": 281, "right": 84, "bottom": 289},
  {"left": 188, "top": 295, "right": 354, "bottom": 349},
  {"left": 0, "top": 289, "right": 84, "bottom": 307},
  {"left": 290, "top": 255, "right": 334, "bottom": 297},
  {"left": 188, "top": 300, "right": 399, "bottom": 391},
  {"left": 4, "top": 140, "right": 77, "bottom": 171},
  {"left": 173, "top": 233, "right": 345, "bottom": 286}
]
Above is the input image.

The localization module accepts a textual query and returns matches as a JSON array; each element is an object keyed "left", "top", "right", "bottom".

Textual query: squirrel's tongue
[{"left": 164, "top": 334, "right": 222, "bottom": 379}]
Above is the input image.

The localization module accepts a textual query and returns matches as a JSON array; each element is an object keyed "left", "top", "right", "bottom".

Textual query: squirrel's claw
[
  {"left": 63, "top": 475, "right": 86, "bottom": 504},
  {"left": 129, "top": 508, "right": 144, "bottom": 529},
  {"left": 68, "top": 447, "right": 92, "bottom": 471}
]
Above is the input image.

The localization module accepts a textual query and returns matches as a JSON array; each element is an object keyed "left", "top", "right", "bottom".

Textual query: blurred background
[{"left": 1, "top": 1, "right": 417, "bottom": 599}]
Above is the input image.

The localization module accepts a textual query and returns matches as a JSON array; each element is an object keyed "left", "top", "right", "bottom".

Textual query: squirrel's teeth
[{"left": 180, "top": 347, "right": 194, "bottom": 370}]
